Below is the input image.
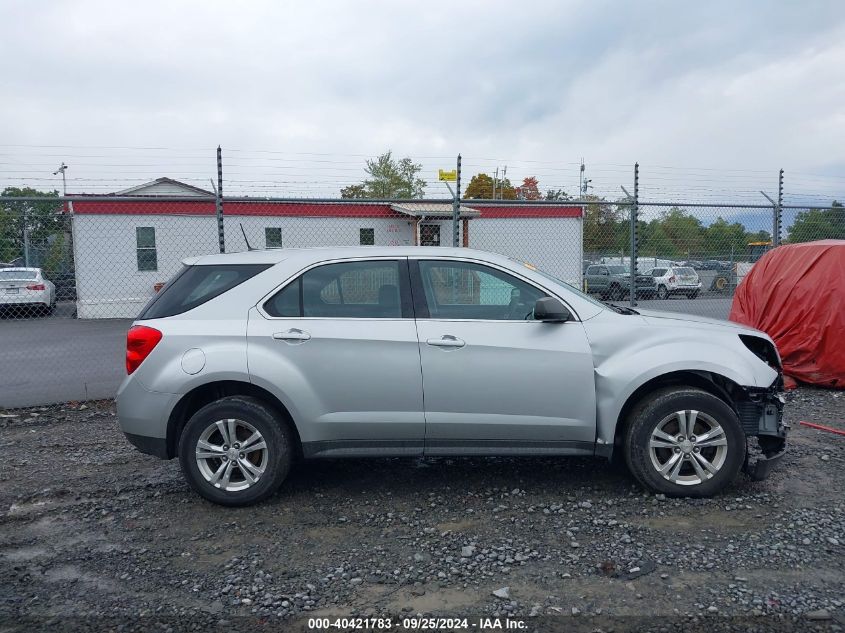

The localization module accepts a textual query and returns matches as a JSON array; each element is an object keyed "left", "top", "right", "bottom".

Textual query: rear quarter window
[{"left": 139, "top": 264, "right": 271, "bottom": 319}]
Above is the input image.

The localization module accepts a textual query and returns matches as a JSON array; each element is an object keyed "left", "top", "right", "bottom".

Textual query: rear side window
[
  {"left": 139, "top": 264, "right": 270, "bottom": 319},
  {"left": 264, "top": 260, "right": 410, "bottom": 318}
]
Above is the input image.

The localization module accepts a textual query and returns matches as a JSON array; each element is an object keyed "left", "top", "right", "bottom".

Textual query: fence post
[
  {"left": 216, "top": 145, "right": 225, "bottom": 253},
  {"left": 452, "top": 154, "right": 462, "bottom": 247},
  {"left": 776, "top": 168, "right": 784, "bottom": 246},
  {"left": 23, "top": 205, "right": 30, "bottom": 266},
  {"left": 629, "top": 163, "right": 639, "bottom": 307}
]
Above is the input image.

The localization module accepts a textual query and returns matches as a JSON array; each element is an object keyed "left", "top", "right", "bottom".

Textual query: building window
[
  {"left": 420, "top": 223, "right": 440, "bottom": 246},
  {"left": 360, "top": 228, "right": 375, "bottom": 246},
  {"left": 265, "top": 227, "right": 283, "bottom": 249},
  {"left": 136, "top": 227, "right": 157, "bottom": 271}
]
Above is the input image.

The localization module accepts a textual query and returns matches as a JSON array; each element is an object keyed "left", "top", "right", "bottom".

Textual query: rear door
[
  {"left": 247, "top": 258, "right": 426, "bottom": 457},
  {"left": 411, "top": 258, "right": 596, "bottom": 455}
]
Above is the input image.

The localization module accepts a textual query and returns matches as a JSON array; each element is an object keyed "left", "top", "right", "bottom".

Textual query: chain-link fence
[{"left": 1, "top": 190, "right": 842, "bottom": 410}]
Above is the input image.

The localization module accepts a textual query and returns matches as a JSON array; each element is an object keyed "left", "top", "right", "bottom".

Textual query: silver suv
[{"left": 117, "top": 247, "right": 787, "bottom": 506}]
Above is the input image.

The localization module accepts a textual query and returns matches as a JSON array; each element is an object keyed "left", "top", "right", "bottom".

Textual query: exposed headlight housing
[{"left": 739, "top": 334, "right": 781, "bottom": 370}]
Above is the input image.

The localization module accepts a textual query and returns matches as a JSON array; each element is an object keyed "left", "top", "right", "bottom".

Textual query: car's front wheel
[
  {"left": 178, "top": 396, "right": 294, "bottom": 506},
  {"left": 656, "top": 284, "right": 669, "bottom": 300},
  {"left": 624, "top": 387, "right": 745, "bottom": 497}
]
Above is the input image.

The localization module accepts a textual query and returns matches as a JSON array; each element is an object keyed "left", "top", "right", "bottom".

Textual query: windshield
[
  {"left": 607, "top": 265, "right": 627, "bottom": 274},
  {"left": 0, "top": 270, "right": 37, "bottom": 281}
]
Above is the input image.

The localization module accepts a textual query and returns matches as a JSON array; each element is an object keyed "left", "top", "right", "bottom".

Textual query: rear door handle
[
  {"left": 273, "top": 328, "right": 311, "bottom": 342},
  {"left": 426, "top": 335, "right": 465, "bottom": 349}
]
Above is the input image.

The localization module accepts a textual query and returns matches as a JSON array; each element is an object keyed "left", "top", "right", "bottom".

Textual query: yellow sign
[{"left": 438, "top": 169, "right": 457, "bottom": 182}]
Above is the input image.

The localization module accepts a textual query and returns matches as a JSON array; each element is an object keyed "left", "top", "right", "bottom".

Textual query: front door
[
  {"left": 411, "top": 258, "right": 596, "bottom": 455},
  {"left": 419, "top": 224, "right": 441, "bottom": 246},
  {"left": 247, "top": 258, "right": 425, "bottom": 457}
]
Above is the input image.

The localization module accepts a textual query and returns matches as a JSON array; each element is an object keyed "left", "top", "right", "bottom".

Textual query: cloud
[{"left": 1, "top": 0, "right": 843, "bottom": 201}]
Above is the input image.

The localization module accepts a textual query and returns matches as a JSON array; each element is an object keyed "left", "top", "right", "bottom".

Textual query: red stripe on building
[
  {"left": 72, "top": 200, "right": 404, "bottom": 218},
  {"left": 71, "top": 200, "right": 583, "bottom": 219}
]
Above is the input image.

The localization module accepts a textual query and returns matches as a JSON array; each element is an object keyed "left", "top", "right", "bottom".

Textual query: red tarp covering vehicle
[{"left": 729, "top": 239, "right": 845, "bottom": 389}]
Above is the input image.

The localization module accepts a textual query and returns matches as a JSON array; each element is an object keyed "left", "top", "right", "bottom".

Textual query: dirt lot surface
[{"left": 1, "top": 388, "right": 843, "bottom": 632}]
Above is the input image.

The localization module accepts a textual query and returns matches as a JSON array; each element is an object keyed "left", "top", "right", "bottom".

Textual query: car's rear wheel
[
  {"left": 178, "top": 396, "right": 293, "bottom": 506},
  {"left": 624, "top": 387, "right": 745, "bottom": 497},
  {"left": 656, "top": 284, "right": 669, "bottom": 300}
]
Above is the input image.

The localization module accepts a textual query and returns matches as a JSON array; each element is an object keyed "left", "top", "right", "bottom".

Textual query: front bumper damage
[{"left": 737, "top": 379, "right": 788, "bottom": 481}]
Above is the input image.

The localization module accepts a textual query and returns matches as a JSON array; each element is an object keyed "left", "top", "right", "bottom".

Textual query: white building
[{"left": 71, "top": 179, "right": 583, "bottom": 318}]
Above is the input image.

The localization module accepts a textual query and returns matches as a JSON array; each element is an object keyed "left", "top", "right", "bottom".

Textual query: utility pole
[
  {"left": 53, "top": 162, "right": 68, "bottom": 196},
  {"left": 492, "top": 167, "right": 498, "bottom": 200}
]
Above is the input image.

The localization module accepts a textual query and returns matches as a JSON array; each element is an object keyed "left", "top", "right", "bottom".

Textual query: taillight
[
  {"left": 126, "top": 325, "right": 162, "bottom": 374},
  {"left": 668, "top": 275, "right": 676, "bottom": 283},
  {"left": 26, "top": 284, "right": 46, "bottom": 290}
]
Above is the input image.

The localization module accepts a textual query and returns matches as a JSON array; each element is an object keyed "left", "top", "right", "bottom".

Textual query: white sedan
[
  {"left": 644, "top": 266, "right": 702, "bottom": 299},
  {"left": 0, "top": 267, "right": 57, "bottom": 315}
]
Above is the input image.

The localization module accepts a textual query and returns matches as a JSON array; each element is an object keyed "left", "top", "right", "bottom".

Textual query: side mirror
[{"left": 534, "top": 297, "right": 571, "bottom": 322}]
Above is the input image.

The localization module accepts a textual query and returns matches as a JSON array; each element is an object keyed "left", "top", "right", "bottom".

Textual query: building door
[{"left": 420, "top": 224, "right": 440, "bottom": 246}]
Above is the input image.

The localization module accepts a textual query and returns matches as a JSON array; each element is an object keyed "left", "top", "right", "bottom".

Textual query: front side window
[
  {"left": 651, "top": 268, "right": 667, "bottom": 277},
  {"left": 136, "top": 227, "right": 157, "bottom": 271},
  {"left": 265, "top": 227, "right": 283, "bottom": 248},
  {"left": 264, "top": 260, "right": 407, "bottom": 319},
  {"left": 607, "top": 265, "right": 626, "bottom": 275},
  {"left": 417, "top": 260, "right": 546, "bottom": 320}
]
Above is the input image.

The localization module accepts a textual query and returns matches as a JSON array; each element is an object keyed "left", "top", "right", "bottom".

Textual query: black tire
[
  {"left": 656, "top": 285, "right": 669, "bottom": 300},
  {"left": 624, "top": 387, "right": 746, "bottom": 497},
  {"left": 178, "top": 396, "right": 294, "bottom": 506}
]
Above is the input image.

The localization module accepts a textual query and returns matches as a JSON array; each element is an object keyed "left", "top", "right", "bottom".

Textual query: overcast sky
[{"left": 1, "top": 0, "right": 844, "bottom": 204}]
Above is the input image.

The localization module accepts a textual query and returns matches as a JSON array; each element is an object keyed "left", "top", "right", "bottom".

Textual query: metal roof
[{"left": 389, "top": 202, "right": 480, "bottom": 218}]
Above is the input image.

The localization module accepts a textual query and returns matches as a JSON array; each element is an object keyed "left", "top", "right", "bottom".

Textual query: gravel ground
[{"left": 1, "top": 388, "right": 843, "bottom": 632}]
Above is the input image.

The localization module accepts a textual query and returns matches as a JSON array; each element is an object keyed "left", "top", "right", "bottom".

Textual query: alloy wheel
[
  {"left": 195, "top": 418, "right": 269, "bottom": 492},
  {"left": 648, "top": 409, "right": 728, "bottom": 486}
]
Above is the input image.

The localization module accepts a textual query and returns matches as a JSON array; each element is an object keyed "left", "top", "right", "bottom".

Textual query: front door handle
[
  {"left": 426, "top": 335, "right": 465, "bottom": 349},
  {"left": 273, "top": 328, "right": 311, "bottom": 342}
]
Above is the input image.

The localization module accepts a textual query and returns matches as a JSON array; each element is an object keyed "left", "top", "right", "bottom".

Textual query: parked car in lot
[
  {"left": 644, "top": 266, "right": 702, "bottom": 299},
  {"left": 583, "top": 264, "right": 656, "bottom": 300},
  {"left": 117, "top": 247, "right": 787, "bottom": 506},
  {"left": 0, "top": 267, "right": 56, "bottom": 315}
]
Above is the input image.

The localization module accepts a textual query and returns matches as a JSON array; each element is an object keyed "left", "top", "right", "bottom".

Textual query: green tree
[
  {"left": 340, "top": 184, "right": 367, "bottom": 199},
  {"left": 703, "top": 217, "right": 750, "bottom": 258},
  {"left": 657, "top": 207, "right": 705, "bottom": 257},
  {"left": 641, "top": 222, "right": 679, "bottom": 258},
  {"left": 544, "top": 188, "right": 570, "bottom": 201},
  {"left": 0, "top": 187, "right": 63, "bottom": 265},
  {"left": 787, "top": 201, "right": 845, "bottom": 243},
  {"left": 463, "top": 173, "right": 516, "bottom": 199},
  {"left": 340, "top": 151, "right": 426, "bottom": 199},
  {"left": 582, "top": 195, "right": 625, "bottom": 254}
]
